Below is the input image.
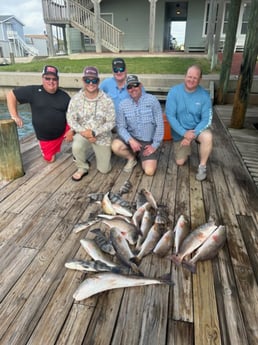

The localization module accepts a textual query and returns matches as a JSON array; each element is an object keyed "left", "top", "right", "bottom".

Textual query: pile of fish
[
  {"left": 66, "top": 180, "right": 227, "bottom": 300},
  {"left": 170, "top": 216, "right": 227, "bottom": 273}
]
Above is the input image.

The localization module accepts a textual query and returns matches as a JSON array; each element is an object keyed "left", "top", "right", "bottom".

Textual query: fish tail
[
  {"left": 130, "top": 263, "right": 144, "bottom": 276},
  {"left": 182, "top": 260, "right": 197, "bottom": 274},
  {"left": 130, "top": 256, "right": 141, "bottom": 266},
  {"left": 169, "top": 254, "right": 182, "bottom": 266}
]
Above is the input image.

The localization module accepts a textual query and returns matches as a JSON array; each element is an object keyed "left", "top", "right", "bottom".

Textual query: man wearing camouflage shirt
[{"left": 67, "top": 66, "right": 115, "bottom": 181}]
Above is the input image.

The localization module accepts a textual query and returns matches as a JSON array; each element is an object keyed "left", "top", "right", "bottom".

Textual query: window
[
  {"left": 203, "top": 1, "right": 221, "bottom": 35},
  {"left": 241, "top": 3, "right": 251, "bottom": 34},
  {"left": 204, "top": 1, "right": 251, "bottom": 37}
]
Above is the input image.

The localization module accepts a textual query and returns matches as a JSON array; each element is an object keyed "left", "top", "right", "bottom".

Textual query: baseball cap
[
  {"left": 83, "top": 66, "right": 99, "bottom": 78},
  {"left": 112, "top": 58, "right": 126, "bottom": 70},
  {"left": 42, "top": 65, "right": 59, "bottom": 78},
  {"left": 126, "top": 75, "right": 140, "bottom": 86}
]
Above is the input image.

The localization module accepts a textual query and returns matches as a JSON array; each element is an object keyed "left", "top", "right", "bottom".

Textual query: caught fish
[
  {"left": 173, "top": 214, "right": 190, "bottom": 254},
  {"left": 135, "top": 223, "right": 162, "bottom": 263},
  {"left": 118, "top": 180, "right": 132, "bottom": 195},
  {"left": 170, "top": 221, "right": 218, "bottom": 265},
  {"left": 90, "top": 228, "right": 116, "bottom": 255},
  {"left": 80, "top": 238, "right": 117, "bottom": 267},
  {"left": 109, "top": 192, "right": 132, "bottom": 208},
  {"left": 141, "top": 188, "right": 158, "bottom": 209},
  {"left": 110, "top": 227, "right": 143, "bottom": 276},
  {"left": 132, "top": 202, "right": 151, "bottom": 228},
  {"left": 101, "top": 192, "right": 116, "bottom": 215},
  {"left": 65, "top": 259, "right": 127, "bottom": 274},
  {"left": 112, "top": 203, "right": 133, "bottom": 217},
  {"left": 73, "top": 272, "right": 174, "bottom": 301},
  {"left": 87, "top": 193, "right": 104, "bottom": 202},
  {"left": 153, "top": 228, "right": 174, "bottom": 257},
  {"left": 183, "top": 225, "right": 227, "bottom": 273},
  {"left": 72, "top": 218, "right": 100, "bottom": 233},
  {"left": 136, "top": 208, "right": 154, "bottom": 250},
  {"left": 101, "top": 218, "right": 140, "bottom": 245}
]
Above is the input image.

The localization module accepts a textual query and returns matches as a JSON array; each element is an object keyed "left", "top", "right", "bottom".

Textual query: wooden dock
[
  {"left": 215, "top": 105, "right": 258, "bottom": 188},
  {"left": 0, "top": 108, "right": 258, "bottom": 345}
]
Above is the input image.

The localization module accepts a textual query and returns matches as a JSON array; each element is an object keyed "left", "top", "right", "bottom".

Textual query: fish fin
[
  {"left": 182, "top": 260, "right": 197, "bottom": 274},
  {"left": 90, "top": 228, "right": 102, "bottom": 235}
]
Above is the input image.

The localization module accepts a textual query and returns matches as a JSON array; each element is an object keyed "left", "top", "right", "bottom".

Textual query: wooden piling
[{"left": 0, "top": 119, "right": 24, "bottom": 180}]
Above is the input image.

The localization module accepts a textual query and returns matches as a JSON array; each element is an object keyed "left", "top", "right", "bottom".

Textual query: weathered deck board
[
  {"left": 215, "top": 105, "right": 258, "bottom": 189},
  {"left": 0, "top": 107, "right": 258, "bottom": 345}
]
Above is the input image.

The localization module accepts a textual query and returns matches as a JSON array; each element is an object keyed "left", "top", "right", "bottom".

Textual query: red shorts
[{"left": 39, "top": 124, "right": 70, "bottom": 161}]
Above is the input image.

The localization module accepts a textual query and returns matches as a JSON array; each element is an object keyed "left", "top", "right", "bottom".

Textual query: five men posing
[{"left": 7, "top": 61, "right": 213, "bottom": 181}]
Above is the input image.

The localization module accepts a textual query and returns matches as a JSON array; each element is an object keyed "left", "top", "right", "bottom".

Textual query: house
[
  {"left": 0, "top": 15, "right": 39, "bottom": 60},
  {"left": 25, "top": 34, "right": 49, "bottom": 56},
  {"left": 42, "top": 0, "right": 250, "bottom": 55}
]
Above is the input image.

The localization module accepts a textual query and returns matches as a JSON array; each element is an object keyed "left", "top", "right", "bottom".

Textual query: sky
[{"left": 0, "top": 0, "right": 46, "bottom": 34}]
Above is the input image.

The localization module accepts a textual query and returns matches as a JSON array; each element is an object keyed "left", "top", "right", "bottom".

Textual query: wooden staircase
[{"left": 42, "top": 0, "right": 123, "bottom": 53}]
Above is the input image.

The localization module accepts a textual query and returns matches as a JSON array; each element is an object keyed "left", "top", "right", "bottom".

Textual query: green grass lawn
[{"left": 0, "top": 56, "right": 220, "bottom": 75}]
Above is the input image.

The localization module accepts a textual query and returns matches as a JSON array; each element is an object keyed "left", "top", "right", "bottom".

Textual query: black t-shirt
[{"left": 13, "top": 85, "right": 71, "bottom": 140}]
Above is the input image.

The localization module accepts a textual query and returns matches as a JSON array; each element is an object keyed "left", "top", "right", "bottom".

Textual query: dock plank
[{"left": 189, "top": 148, "right": 221, "bottom": 345}]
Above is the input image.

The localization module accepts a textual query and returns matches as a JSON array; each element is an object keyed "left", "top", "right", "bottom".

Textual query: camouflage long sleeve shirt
[{"left": 66, "top": 89, "right": 115, "bottom": 146}]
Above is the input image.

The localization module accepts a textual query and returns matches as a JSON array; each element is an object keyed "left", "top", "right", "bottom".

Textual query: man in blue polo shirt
[{"left": 99, "top": 58, "right": 129, "bottom": 116}]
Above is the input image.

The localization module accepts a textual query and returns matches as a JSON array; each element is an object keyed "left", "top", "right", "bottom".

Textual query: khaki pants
[{"left": 72, "top": 133, "right": 112, "bottom": 174}]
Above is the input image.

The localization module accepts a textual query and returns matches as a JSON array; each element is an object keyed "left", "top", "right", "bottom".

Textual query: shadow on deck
[{"left": 0, "top": 109, "right": 258, "bottom": 345}]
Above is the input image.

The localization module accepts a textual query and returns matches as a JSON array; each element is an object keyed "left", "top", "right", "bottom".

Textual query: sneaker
[
  {"left": 196, "top": 165, "right": 207, "bottom": 181},
  {"left": 123, "top": 159, "right": 137, "bottom": 173}
]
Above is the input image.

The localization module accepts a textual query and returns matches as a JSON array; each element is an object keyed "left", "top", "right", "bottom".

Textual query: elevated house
[
  {"left": 42, "top": 0, "right": 250, "bottom": 55},
  {"left": 0, "top": 15, "right": 39, "bottom": 59}
]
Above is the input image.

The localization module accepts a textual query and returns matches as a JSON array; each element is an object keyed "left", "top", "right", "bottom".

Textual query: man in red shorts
[{"left": 6, "top": 65, "right": 74, "bottom": 162}]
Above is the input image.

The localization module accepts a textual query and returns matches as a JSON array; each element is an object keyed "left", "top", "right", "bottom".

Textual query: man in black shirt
[{"left": 6, "top": 65, "right": 73, "bottom": 162}]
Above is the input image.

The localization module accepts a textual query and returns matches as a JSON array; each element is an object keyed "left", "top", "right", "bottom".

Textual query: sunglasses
[
  {"left": 44, "top": 76, "right": 58, "bottom": 82},
  {"left": 113, "top": 67, "right": 125, "bottom": 73},
  {"left": 127, "top": 83, "right": 140, "bottom": 90},
  {"left": 83, "top": 78, "right": 99, "bottom": 84}
]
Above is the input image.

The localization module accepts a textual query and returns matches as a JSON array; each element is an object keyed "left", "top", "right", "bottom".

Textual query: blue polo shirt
[{"left": 99, "top": 77, "right": 129, "bottom": 115}]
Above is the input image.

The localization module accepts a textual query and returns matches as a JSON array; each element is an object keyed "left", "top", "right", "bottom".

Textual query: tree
[
  {"left": 231, "top": 0, "right": 258, "bottom": 128},
  {"left": 216, "top": 0, "right": 242, "bottom": 104}
]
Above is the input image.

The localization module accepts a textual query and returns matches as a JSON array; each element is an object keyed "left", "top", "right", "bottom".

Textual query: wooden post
[
  {"left": 216, "top": 0, "right": 242, "bottom": 104},
  {"left": 148, "top": 0, "right": 158, "bottom": 53},
  {"left": 231, "top": 0, "right": 258, "bottom": 128},
  {"left": 0, "top": 119, "right": 24, "bottom": 181},
  {"left": 9, "top": 52, "right": 15, "bottom": 64},
  {"left": 92, "top": 0, "right": 102, "bottom": 53}
]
